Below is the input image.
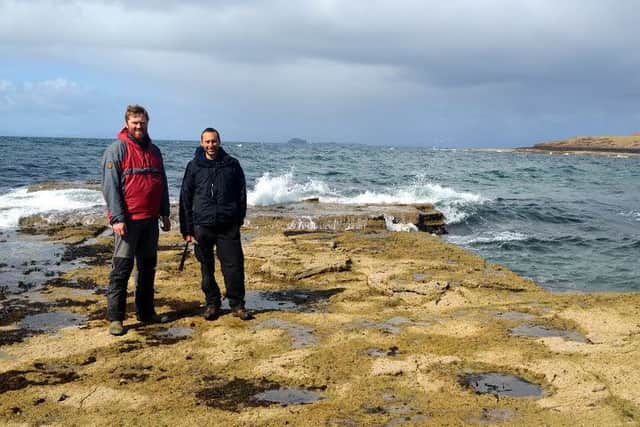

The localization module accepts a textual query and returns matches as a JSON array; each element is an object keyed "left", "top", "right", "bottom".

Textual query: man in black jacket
[{"left": 179, "top": 127, "right": 252, "bottom": 321}]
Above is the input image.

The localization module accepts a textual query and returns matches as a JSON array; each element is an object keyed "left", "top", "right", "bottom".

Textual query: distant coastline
[{"left": 515, "top": 132, "right": 640, "bottom": 156}]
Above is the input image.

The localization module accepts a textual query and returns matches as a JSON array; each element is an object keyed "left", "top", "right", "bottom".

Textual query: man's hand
[
  {"left": 184, "top": 235, "right": 193, "bottom": 243},
  {"left": 161, "top": 216, "right": 171, "bottom": 232},
  {"left": 112, "top": 222, "right": 127, "bottom": 236}
]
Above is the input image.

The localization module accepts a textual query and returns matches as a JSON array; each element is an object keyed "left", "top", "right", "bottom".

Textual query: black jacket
[{"left": 179, "top": 147, "right": 247, "bottom": 236}]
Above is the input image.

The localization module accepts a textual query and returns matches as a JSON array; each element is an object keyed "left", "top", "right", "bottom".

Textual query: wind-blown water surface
[{"left": 1, "top": 136, "right": 638, "bottom": 292}]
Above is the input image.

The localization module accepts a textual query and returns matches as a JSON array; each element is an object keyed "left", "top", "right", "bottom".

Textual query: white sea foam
[
  {"left": 246, "top": 172, "right": 486, "bottom": 223},
  {"left": 447, "top": 231, "right": 528, "bottom": 245},
  {"left": 327, "top": 182, "right": 486, "bottom": 223},
  {"left": 384, "top": 215, "right": 418, "bottom": 232},
  {"left": 0, "top": 187, "right": 104, "bottom": 228},
  {"left": 619, "top": 210, "right": 640, "bottom": 221},
  {"left": 247, "top": 172, "right": 333, "bottom": 206},
  {"left": 287, "top": 216, "right": 318, "bottom": 231}
]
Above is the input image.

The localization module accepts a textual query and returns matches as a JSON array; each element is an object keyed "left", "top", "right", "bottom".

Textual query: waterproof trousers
[
  {"left": 106, "top": 218, "right": 159, "bottom": 321},
  {"left": 193, "top": 223, "right": 245, "bottom": 309}
]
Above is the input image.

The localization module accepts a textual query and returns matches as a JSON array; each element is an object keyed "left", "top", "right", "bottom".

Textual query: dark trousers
[
  {"left": 193, "top": 223, "right": 245, "bottom": 309},
  {"left": 107, "top": 218, "right": 159, "bottom": 321}
]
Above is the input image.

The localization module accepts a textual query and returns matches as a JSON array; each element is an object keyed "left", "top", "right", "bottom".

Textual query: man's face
[
  {"left": 126, "top": 114, "right": 148, "bottom": 140},
  {"left": 201, "top": 131, "right": 220, "bottom": 159}
]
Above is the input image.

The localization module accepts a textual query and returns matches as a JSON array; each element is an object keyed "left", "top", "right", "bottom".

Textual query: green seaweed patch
[
  {"left": 195, "top": 376, "right": 283, "bottom": 411},
  {"left": 0, "top": 368, "right": 79, "bottom": 394},
  {"left": 0, "top": 299, "right": 49, "bottom": 326},
  {"left": 0, "top": 329, "right": 33, "bottom": 346},
  {"left": 604, "top": 396, "right": 640, "bottom": 422},
  {"left": 115, "top": 365, "right": 154, "bottom": 384},
  {"left": 62, "top": 243, "right": 112, "bottom": 265},
  {"left": 44, "top": 276, "right": 102, "bottom": 292},
  {"left": 117, "top": 340, "right": 145, "bottom": 354},
  {"left": 154, "top": 297, "right": 202, "bottom": 318}
]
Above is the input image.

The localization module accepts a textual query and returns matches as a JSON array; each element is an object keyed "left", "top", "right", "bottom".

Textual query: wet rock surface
[
  {"left": 18, "top": 311, "right": 88, "bottom": 333},
  {"left": 245, "top": 288, "right": 345, "bottom": 313},
  {"left": 460, "top": 372, "right": 544, "bottom": 399},
  {"left": 1, "top": 209, "right": 640, "bottom": 425},
  {"left": 510, "top": 324, "right": 589, "bottom": 343},
  {"left": 252, "top": 387, "right": 325, "bottom": 405}
]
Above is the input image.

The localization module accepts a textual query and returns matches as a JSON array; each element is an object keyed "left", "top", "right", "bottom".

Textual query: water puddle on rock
[
  {"left": 245, "top": 288, "right": 344, "bottom": 313},
  {"left": 460, "top": 372, "right": 544, "bottom": 398},
  {"left": 0, "top": 231, "right": 80, "bottom": 296},
  {"left": 348, "top": 316, "right": 428, "bottom": 335},
  {"left": 510, "top": 324, "right": 587, "bottom": 343},
  {"left": 412, "top": 272, "right": 429, "bottom": 281},
  {"left": 467, "top": 408, "right": 516, "bottom": 424},
  {"left": 495, "top": 311, "right": 535, "bottom": 321},
  {"left": 384, "top": 415, "right": 430, "bottom": 426},
  {"left": 18, "top": 311, "right": 87, "bottom": 333},
  {"left": 154, "top": 327, "right": 194, "bottom": 339},
  {"left": 146, "top": 327, "right": 195, "bottom": 346},
  {"left": 197, "top": 376, "right": 324, "bottom": 411},
  {"left": 253, "top": 387, "right": 324, "bottom": 405},
  {"left": 255, "top": 319, "right": 317, "bottom": 348},
  {"left": 366, "top": 346, "right": 400, "bottom": 357},
  {"left": 362, "top": 393, "right": 429, "bottom": 426}
]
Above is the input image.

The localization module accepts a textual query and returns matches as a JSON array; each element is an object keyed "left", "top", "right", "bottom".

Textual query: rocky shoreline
[
  {"left": 1, "top": 205, "right": 640, "bottom": 425},
  {"left": 516, "top": 133, "right": 640, "bottom": 157}
]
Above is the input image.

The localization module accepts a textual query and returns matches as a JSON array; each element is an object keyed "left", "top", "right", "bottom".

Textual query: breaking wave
[
  {"left": 0, "top": 187, "right": 104, "bottom": 228},
  {"left": 247, "top": 172, "right": 486, "bottom": 222}
]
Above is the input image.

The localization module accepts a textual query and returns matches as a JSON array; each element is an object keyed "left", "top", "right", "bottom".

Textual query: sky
[{"left": 1, "top": 0, "right": 639, "bottom": 147}]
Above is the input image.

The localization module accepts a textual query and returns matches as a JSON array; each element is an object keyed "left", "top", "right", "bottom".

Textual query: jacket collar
[
  {"left": 117, "top": 127, "right": 151, "bottom": 148},
  {"left": 195, "top": 146, "right": 230, "bottom": 166}
]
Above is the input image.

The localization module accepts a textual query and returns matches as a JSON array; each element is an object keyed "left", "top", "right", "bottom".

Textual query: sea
[{"left": 1, "top": 136, "right": 639, "bottom": 294}]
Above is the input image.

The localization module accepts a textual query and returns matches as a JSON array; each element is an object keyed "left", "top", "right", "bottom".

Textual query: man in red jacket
[{"left": 101, "top": 105, "right": 171, "bottom": 336}]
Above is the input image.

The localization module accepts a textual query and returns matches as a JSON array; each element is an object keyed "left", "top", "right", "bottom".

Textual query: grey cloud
[
  {"left": 0, "top": 0, "right": 639, "bottom": 145},
  {"left": 0, "top": 78, "right": 93, "bottom": 113}
]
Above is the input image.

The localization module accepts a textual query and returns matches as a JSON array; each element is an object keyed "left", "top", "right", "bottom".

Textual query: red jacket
[{"left": 101, "top": 128, "right": 170, "bottom": 223}]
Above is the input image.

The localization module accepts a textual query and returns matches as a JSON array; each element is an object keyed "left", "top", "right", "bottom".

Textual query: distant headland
[
  {"left": 287, "top": 137, "right": 308, "bottom": 144},
  {"left": 517, "top": 132, "right": 640, "bottom": 156}
]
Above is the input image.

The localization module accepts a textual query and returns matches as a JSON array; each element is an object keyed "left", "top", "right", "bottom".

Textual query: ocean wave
[
  {"left": 247, "top": 172, "right": 335, "bottom": 206},
  {"left": 619, "top": 210, "right": 640, "bottom": 221},
  {"left": 0, "top": 187, "right": 104, "bottom": 228},
  {"left": 446, "top": 231, "right": 528, "bottom": 246},
  {"left": 247, "top": 172, "right": 486, "bottom": 223}
]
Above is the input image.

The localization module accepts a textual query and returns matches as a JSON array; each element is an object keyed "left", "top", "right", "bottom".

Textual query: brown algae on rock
[{"left": 1, "top": 208, "right": 640, "bottom": 426}]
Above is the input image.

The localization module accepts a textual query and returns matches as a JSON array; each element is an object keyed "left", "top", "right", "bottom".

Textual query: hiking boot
[
  {"left": 203, "top": 305, "right": 220, "bottom": 321},
  {"left": 109, "top": 321, "right": 125, "bottom": 336},
  {"left": 137, "top": 313, "right": 170, "bottom": 324},
  {"left": 231, "top": 307, "right": 254, "bottom": 321}
]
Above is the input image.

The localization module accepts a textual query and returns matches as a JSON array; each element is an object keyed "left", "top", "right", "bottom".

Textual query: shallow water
[
  {"left": 495, "top": 311, "right": 535, "bottom": 321},
  {"left": 510, "top": 324, "right": 588, "bottom": 343},
  {"left": 252, "top": 387, "right": 324, "bottom": 405},
  {"left": 254, "top": 318, "right": 317, "bottom": 348},
  {"left": 18, "top": 311, "right": 87, "bottom": 333},
  {"left": 245, "top": 288, "right": 343, "bottom": 313},
  {"left": 461, "top": 372, "right": 544, "bottom": 398},
  {"left": 154, "top": 327, "right": 194, "bottom": 339},
  {"left": 0, "top": 231, "right": 74, "bottom": 295}
]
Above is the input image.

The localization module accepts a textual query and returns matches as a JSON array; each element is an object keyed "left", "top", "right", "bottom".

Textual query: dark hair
[
  {"left": 125, "top": 104, "right": 149, "bottom": 121},
  {"left": 201, "top": 127, "right": 221, "bottom": 142}
]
